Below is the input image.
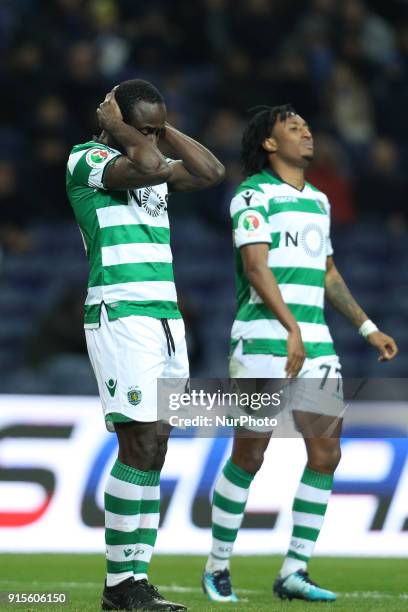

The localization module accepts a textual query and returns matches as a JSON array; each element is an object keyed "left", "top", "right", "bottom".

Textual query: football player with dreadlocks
[{"left": 202, "top": 105, "right": 398, "bottom": 603}]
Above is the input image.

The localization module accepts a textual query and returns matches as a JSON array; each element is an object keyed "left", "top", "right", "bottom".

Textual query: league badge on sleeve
[
  {"left": 238, "top": 209, "right": 264, "bottom": 233},
  {"left": 85, "top": 148, "right": 110, "bottom": 168}
]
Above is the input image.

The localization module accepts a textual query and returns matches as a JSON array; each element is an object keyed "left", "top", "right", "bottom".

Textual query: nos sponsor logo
[
  {"left": 131, "top": 187, "right": 168, "bottom": 217},
  {"left": 280, "top": 225, "right": 325, "bottom": 258}
]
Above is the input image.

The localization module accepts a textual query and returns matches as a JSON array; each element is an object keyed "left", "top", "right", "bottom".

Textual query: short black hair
[
  {"left": 115, "top": 79, "right": 164, "bottom": 124},
  {"left": 241, "top": 104, "right": 296, "bottom": 176}
]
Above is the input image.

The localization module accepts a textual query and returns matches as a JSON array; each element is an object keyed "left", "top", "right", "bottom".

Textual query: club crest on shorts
[{"left": 127, "top": 387, "right": 142, "bottom": 406}]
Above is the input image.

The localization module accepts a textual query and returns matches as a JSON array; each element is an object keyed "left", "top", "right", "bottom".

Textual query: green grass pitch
[{"left": 0, "top": 555, "right": 407, "bottom": 611}]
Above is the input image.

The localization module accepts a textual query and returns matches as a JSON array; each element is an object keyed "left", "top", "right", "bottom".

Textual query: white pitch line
[
  {"left": 0, "top": 580, "right": 100, "bottom": 589},
  {"left": 0, "top": 581, "right": 407, "bottom": 600},
  {"left": 342, "top": 591, "right": 408, "bottom": 600},
  {"left": 0, "top": 581, "right": 253, "bottom": 593}
]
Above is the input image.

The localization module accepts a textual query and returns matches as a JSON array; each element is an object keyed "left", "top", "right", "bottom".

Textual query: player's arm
[
  {"left": 161, "top": 123, "right": 225, "bottom": 192},
  {"left": 97, "top": 91, "right": 171, "bottom": 190},
  {"left": 325, "top": 256, "right": 398, "bottom": 361},
  {"left": 241, "top": 243, "right": 306, "bottom": 377}
]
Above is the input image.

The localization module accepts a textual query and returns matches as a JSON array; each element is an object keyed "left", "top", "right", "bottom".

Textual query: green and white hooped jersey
[
  {"left": 230, "top": 169, "right": 336, "bottom": 359},
  {"left": 66, "top": 141, "right": 181, "bottom": 328}
]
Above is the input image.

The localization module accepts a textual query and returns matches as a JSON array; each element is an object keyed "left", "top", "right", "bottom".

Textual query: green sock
[
  {"left": 206, "top": 459, "right": 254, "bottom": 572},
  {"left": 104, "top": 460, "right": 155, "bottom": 586},
  {"left": 133, "top": 471, "right": 160, "bottom": 581},
  {"left": 280, "top": 467, "right": 333, "bottom": 578}
]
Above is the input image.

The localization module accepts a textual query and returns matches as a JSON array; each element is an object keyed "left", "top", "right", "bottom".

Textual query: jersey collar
[{"left": 264, "top": 168, "right": 306, "bottom": 193}]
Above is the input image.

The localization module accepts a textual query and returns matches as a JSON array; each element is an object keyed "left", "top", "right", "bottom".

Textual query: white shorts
[
  {"left": 229, "top": 340, "right": 344, "bottom": 429},
  {"left": 85, "top": 306, "right": 189, "bottom": 431}
]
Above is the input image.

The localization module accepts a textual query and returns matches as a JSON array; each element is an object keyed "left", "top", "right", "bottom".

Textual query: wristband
[{"left": 358, "top": 320, "right": 378, "bottom": 338}]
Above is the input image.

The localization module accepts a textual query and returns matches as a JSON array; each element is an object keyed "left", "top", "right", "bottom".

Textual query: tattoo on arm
[{"left": 325, "top": 267, "right": 368, "bottom": 328}]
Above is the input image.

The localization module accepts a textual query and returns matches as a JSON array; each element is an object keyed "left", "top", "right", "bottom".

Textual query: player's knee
[
  {"left": 232, "top": 447, "right": 265, "bottom": 475},
  {"left": 150, "top": 437, "right": 169, "bottom": 471},
  {"left": 309, "top": 445, "right": 341, "bottom": 474},
  {"left": 118, "top": 433, "right": 159, "bottom": 472}
]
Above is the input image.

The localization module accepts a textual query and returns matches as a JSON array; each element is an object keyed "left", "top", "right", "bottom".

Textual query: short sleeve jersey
[
  {"left": 230, "top": 168, "right": 336, "bottom": 359},
  {"left": 66, "top": 141, "right": 180, "bottom": 328}
]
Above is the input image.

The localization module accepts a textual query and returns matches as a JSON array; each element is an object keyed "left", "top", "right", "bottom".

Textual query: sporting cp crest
[{"left": 127, "top": 387, "right": 142, "bottom": 406}]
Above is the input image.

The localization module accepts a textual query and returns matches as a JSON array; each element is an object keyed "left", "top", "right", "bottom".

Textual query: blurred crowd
[
  {"left": 1, "top": 0, "right": 408, "bottom": 238},
  {"left": 0, "top": 0, "right": 407, "bottom": 384}
]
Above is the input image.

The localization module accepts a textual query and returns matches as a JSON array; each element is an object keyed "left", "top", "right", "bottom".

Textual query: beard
[{"left": 301, "top": 153, "right": 314, "bottom": 162}]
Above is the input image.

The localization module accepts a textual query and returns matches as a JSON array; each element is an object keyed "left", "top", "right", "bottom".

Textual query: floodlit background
[
  {"left": 0, "top": 0, "right": 407, "bottom": 557},
  {"left": 1, "top": 0, "right": 408, "bottom": 390}
]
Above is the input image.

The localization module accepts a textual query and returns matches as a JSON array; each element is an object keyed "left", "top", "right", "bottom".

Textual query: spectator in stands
[
  {"left": 31, "top": 95, "right": 72, "bottom": 141},
  {"left": 217, "top": 50, "right": 262, "bottom": 112},
  {"left": 307, "top": 133, "right": 356, "bottom": 225},
  {"left": 0, "top": 160, "right": 32, "bottom": 253},
  {"left": 327, "top": 62, "right": 375, "bottom": 157},
  {"left": 32, "top": 136, "right": 71, "bottom": 219},
  {"left": 293, "top": 0, "right": 338, "bottom": 87},
  {"left": 26, "top": 285, "right": 87, "bottom": 367},
  {"left": 296, "top": 0, "right": 338, "bottom": 41},
  {"left": 339, "top": 0, "right": 397, "bottom": 68},
  {"left": 354, "top": 137, "right": 406, "bottom": 227},
  {"left": 60, "top": 41, "right": 106, "bottom": 135},
  {"left": 270, "top": 52, "right": 321, "bottom": 122},
  {"left": 372, "top": 25, "right": 408, "bottom": 144},
  {"left": 228, "top": 0, "right": 281, "bottom": 63}
]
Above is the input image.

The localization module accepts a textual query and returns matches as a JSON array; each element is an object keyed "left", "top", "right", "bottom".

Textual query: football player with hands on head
[{"left": 66, "top": 79, "right": 224, "bottom": 611}]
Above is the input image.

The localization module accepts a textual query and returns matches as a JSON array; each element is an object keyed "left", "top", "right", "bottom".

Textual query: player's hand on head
[
  {"left": 285, "top": 328, "right": 306, "bottom": 378},
  {"left": 366, "top": 330, "right": 399, "bottom": 361},
  {"left": 160, "top": 122, "right": 173, "bottom": 142},
  {"left": 97, "top": 88, "right": 123, "bottom": 131}
]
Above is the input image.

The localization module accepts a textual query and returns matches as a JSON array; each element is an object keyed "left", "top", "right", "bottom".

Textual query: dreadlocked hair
[
  {"left": 241, "top": 103, "right": 296, "bottom": 177},
  {"left": 115, "top": 79, "right": 164, "bottom": 124}
]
